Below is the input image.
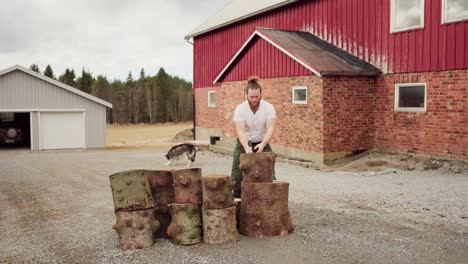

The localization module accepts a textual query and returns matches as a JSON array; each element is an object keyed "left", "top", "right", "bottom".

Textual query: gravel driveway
[{"left": 1, "top": 148, "right": 467, "bottom": 264}]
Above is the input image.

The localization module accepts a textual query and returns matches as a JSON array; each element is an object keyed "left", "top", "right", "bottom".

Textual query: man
[{"left": 231, "top": 77, "right": 276, "bottom": 198}]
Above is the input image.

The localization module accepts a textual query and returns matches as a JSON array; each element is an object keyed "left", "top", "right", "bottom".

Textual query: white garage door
[{"left": 40, "top": 112, "right": 84, "bottom": 149}]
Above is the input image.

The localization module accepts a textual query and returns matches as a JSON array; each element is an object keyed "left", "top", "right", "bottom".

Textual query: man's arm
[
  {"left": 255, "top": 118, "right": 275, "bottom": 153},
  {"left": 235, "top": 121, "right": 252, "bottom": 153}
]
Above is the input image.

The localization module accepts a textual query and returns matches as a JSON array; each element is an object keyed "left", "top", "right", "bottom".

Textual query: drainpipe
[{"left": 187, "top": 37, "right": 196, "bottom": 140}]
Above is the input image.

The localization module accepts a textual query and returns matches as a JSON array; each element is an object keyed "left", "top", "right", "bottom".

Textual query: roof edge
[
  {"left": 0, "top": 65, "right": 112, "bottom": 108},
  {"left": 184, "top": 0, "right": 300, "bottom": 40}
]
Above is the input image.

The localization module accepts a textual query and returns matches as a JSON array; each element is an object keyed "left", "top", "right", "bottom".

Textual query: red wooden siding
[
  {"left": 220, "top": 36, "right": 312, "bottom": 82},
  {"left": 193, "top": 0, "right": 468, "bottom": 88}
]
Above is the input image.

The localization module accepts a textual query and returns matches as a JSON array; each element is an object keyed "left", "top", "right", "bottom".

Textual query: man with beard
[{"left": 231, "top": 76, "right": 276, "bottom": 198}]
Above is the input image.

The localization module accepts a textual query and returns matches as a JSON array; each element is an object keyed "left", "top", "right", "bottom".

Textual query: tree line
[{"left": 29, "top": 64, "right": 193, "bottom": 124}]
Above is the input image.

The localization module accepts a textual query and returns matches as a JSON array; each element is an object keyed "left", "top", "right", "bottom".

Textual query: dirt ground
[
  {"left": 107, "top": 122, "right": 193, "bottom": 148},
  {"left": 0, "top": 125, "right": 467, "bottom": 264}
]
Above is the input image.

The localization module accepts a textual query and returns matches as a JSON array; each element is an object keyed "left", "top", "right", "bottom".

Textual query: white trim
[
  {"left": 213, "top": 29, "right": 321, "bottom": 83},
  {"left": 38, "top": 112, "right": 41, "bottom": 150},
  {"left": 390, "top": 0, "right": 425, "bottom": 33},
  {"left": 0, "top": 65, "right": 112, "bottom": 108},
  {"left": 208, "top": 91, "right": 216, "bottom": 107},
  {"left": 29, "top": 112, "right": 33, "bottom": 150},
  {"left": 292, "top": 86, "right": 308, "bottom": 104},
  {"left": 394, "top": 83, "right": 427, "bottom": 112},
  {"left": 442, "top": 0, "right": 468, "bottom": 24},
  {"left": 0, "top": 109, "right": 86, "bottom": 112},
  {"left": 82, "top": 112, "right": 86, "bottom": 149}
]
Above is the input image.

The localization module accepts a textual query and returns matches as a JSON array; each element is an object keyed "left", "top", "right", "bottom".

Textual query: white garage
[{"left": 0, "top": 65, "right": 112, "bottom": 150}]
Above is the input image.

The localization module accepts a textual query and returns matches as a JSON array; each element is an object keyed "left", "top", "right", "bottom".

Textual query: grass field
[{"left": 106, "top": 122, "right": 192, "bottom": 148}]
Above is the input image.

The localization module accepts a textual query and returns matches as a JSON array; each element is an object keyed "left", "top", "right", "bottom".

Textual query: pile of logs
[
  {"left": 239, "top": 153, "right": 295, "bottom": 236},
  {"left": 109, "top": 152, "right": 293, "bottom": 250}
]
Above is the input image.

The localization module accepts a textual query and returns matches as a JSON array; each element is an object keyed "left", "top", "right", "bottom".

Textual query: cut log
[
  {"left": 146, "top": 170, "right": 174, "bottom": 238},
  {"left": 112, "top": 208, "right": 160, "bottom": 250},
  {"left": 240, "top": 182, "right": 294, "bottom": 237},
  {"left": 173, "top": 168, "right": 202, "bottom": 204},
  {"left": 109, "top": 170, "right": 155, "bottom": 211},
  {"left": 167, "top": 203, "right": 202, "bottom": 245},
  {"left": 239, "top": 153, "right": 277, "bottom": 183},
  {"left": 202, "top": 206, "right": 239, "bottom": 244},
  {"left": 202, "top": 175, "right": 234, "bottom": 209}
]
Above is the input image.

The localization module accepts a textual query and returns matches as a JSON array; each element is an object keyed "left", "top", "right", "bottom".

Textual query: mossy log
[
  {"left": 202, "top": 206, "right": 239, "bottom": 244},
  {"left": 239, "top": 153, "right": 277, "bottom": 183},
  {"left": 167, "top": 203, "right": 202, "bottom": 245},
  {"left": 146, "top": 170, "right": 175, "bottom": 238},
  {"left": 109, "top": 170, "right": 155, "bottom": 211},
  {"left": 240, "top": 182, "right": 294, "bottom": 237},
  {"left": 173, "top": 168, "right": 202, "bottom": 204},
  {"left": 202, "top": 175, "right": 234, "bottom": 209},
  {"left": 113, "top": 208, "right": 160, "bottom": 250}
]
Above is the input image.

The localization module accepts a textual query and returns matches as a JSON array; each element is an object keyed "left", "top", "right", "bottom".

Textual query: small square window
[
  {"left": 391, "top": 0, "right": 424, "bottom": 33},
  {"left": 442, "top": 0, "right": 468, "bottom": 24},
  {"left": 292, "top": 86, "right": 307, "bottom": 104},
  {"left": 394, "top": 83, "right": 427, "bottom": 112},
  {"left": 208, "top": 91, "right": 216, "bottom": 107}
]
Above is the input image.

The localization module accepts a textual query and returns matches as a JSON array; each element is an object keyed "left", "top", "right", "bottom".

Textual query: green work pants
[{"left": 230, "top": 139, "right": 273, "bottom": 198}]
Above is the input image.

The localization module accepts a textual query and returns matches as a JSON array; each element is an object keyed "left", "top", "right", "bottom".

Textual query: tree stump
[
  {"left": 202, "top": 206, "right": 239, "bottom": 244},
  {"left": 112, "top": 208, "right": 160, "bottom": 250},
  {"left": 173, "top": 168, "right": 202, "bottom": 204},
  {"left": 202, "top": 175, "right": 234, "bottom": 209},
  {"left": 239, "top": 153, "right": 277, "bottom": 183},
  {"left": 240, "top": 182, "right": 294, "bottom": 237},
  {"left": 109, "top": 170, "right": 155, "bottom": 211},
  {"left": 146, "top": 170, "right": 175, "bottom": 238},
  {"left": 167, "top": 203, "right": 202, "bottom": 245}
]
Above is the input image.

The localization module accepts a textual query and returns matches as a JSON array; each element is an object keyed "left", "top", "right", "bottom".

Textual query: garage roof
[
  {"left": 214, "top": 28, "right": 381, "bottom": 82},
  {"left": 0, "top": 65, "right": 112, "bottom": 108},
  {"left": 185, "top": 0, "right": 299, "bottom": 40}
]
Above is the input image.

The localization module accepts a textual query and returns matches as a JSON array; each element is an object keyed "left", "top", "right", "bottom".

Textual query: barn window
[
  {"left": 394, "top": 83, "right": 427, "bottom": 112},
  {"left": 292, "top": 86, "right": 307, "bottom": 104},
  {"left": 208, "top": 91, "right": 216, "bottom": 107},
  {"left": 442, "top": 0, "right": 468, "bottom": 23},
  {"left": 390, "top": 0, "right": 424, "bottom": 33}
]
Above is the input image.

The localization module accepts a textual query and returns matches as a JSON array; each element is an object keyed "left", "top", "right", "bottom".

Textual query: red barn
[{"left": 185, "top": 0, "right": 467, "bottom": 165}]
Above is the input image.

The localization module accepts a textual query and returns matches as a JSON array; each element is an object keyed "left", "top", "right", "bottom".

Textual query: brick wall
[
  {"left": 374, "top": 70, "right": 467, "bottom": 160},
  {"left": 195, "top": 70, "right": 467, "bottom": 161},
  {"left": 322, "top": 76, "right": 377, "bottom": 153},
  {"left": 194, "top": 87, "right": 220, "bottom": 128}
]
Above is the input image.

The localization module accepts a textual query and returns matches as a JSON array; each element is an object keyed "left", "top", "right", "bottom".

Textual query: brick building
[{"left": 185, "top": 0, "right": 467, "bottom": 165}]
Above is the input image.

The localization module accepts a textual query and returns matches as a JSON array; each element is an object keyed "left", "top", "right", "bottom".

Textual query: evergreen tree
[
  {"left": 58, "top": 68, "right": 77, "bottom": 87},
  {"left": 29, "top": 64, "right": 40, "bottom": 73},
  {"left": 44, "top": 65, "right": 55, "bottom": 79},
  {"left": 76, "top": 68, "right": 94, "bottom": 94}
]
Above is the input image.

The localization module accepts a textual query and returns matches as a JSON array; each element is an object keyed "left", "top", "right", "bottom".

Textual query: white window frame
[
  {"left": 394, "top": 83, "right": 427, "bottom": 112},
  {"left": 390, "top": 0, "right": 425, "bottom": 33},
  {"left": 292, "top": 86, "right": 308, "bottom": 104},
  {"left": 208, "top": 91, "right": 216, "bottom": 107},
  {"left": 442, "top": 0, "right": 468, "bottom": 24}
]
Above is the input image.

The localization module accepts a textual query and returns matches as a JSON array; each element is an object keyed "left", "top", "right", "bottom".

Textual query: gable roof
[
  {"left": 185, "top": 0, "right": 299, "bottom": 40},
  {"left": 214, "top": 28, "right": 381, "bottom": 83},
  {"left": 0, "top": 65, "right": 112, "bottom": 108}
]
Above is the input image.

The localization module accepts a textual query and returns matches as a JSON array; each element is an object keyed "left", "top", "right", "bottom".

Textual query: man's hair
[{"left": 245, "top": 76, "right": 262, "bottom": 94}]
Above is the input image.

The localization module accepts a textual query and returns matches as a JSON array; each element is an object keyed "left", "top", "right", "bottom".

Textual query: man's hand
[
  {"left": 245, "top": 148, "right": 253, "bottom": 153},
  {"left": 254, "top": 143, "right": 265, "bottom": 153}
]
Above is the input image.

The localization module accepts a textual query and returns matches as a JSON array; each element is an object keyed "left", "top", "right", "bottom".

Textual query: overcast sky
[{"left": 0, "top": 0, "right": 230, "bottom": 82}]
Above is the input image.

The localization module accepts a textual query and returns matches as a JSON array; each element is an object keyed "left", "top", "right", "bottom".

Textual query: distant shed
[{"left": 0, "top": 65, "right": 112, "bottom": 150}]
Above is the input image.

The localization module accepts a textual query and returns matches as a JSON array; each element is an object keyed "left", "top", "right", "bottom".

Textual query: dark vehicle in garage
[{"left": 0, "top": 113, "right": 26, "bottom": 146}]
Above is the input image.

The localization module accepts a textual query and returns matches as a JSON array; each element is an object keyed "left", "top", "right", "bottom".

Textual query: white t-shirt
[{"left": 233, "top": 99, "right": 276, "bottom": 143}]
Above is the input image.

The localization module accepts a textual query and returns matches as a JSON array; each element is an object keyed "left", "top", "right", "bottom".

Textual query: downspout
[{"left": 187, "top": 38, "right": 196, "bottom": 140}]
